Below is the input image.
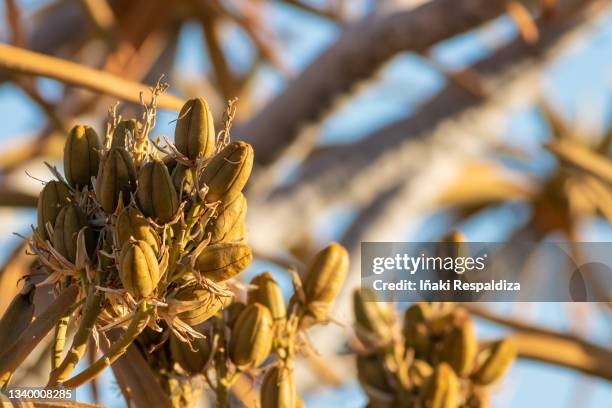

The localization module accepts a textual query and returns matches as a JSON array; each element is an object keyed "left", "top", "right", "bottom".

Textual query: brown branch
[
  {"left": 467, "top": 306, "right": 612, "bottom": 380},
  {"left": 0, "top": 186, "right": 38, "bottom": 207},
  {"left": 236, "top": 0, "right": 551, "bottom": 164},
  {"left": 0, "top": 43, "right": 185, "bottom": 111}
]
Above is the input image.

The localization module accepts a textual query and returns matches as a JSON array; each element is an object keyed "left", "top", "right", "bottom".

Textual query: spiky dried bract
[
  {"left": 170, "top": 335, "right": 211, "bottom": 374},
  {"left": 302, "top": 242, "right": 349, "bottom": 320},
  {"left": 206, "top": 193, "right": 247, "bottom": 243},
  {"left": 116, "top": 207, "right": 160, "bottom": 253},
  {"left": 248, "top": 272, "right": 286, "bottom": 321},
  {"left": 440, "top": 319, "right": 477, "bottom": 376},
  {"left": 419, "top": 362, "right": 459, "bottom": 408},
  {"left": 473, "top": 339, "right": 517, "bottom": 385},
  {"left": 53, "top": 204, "right": 94, "bottom": 262},
  {"left": 175, "top": 98, "right": 215, "bottom": 160},
  {"left": 136, "top": 159, "right": 179, "bottom": 223},
  {"left": 96, "top": 147, "right": 137, "bottom": 213},
  {"left": 195, "top": 242, "right": 252, "bottom": 282},
  {"left": 353, "top": 289, "right": 395, "bottom": 348},
  {"left": 64, "top": 125, "right": 100, "bottom": 189},
  {"left": 260, "top": 365, "right": 297, "bottom": 408},
  {"left": 229, "top": 303, "right": 273, "bottom": 369},
  {"left": 172, "top": 284, "right": 227, "bottom": 326},
  {"left": 37, "top": 181, "right": 71, "bottom": 240},
  {"left": 200, "top": 141, "right": 254, "bottom": 203},
  {"left": 118, "top": 240, "right": 160, "bottom": 298}
]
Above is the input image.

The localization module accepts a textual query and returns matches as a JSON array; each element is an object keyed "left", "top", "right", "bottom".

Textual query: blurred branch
[
  {"left": 467, "top": 306, "right": 612, "bottom": 380},
  {"left": 0, "top": 186, "right": 38, "bottom": 208},
  {"left": 280, "top": 0, "right": 344, "bottom": 21},
  {"left": 237, "top": 0, "right": 553, "bottom": 164},
  {"left": 0, "top": 240, "right": 33, "bottom": 316},
  {"left": 0, "top": 44, "right": 185, "bottom": 111}
]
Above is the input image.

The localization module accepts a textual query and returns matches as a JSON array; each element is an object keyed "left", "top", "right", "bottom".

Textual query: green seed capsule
[
  {"left": 173, "top": 285, "right": 227, "bottom": 326},
  {"left": 419, "top": 362, "right": 459, "bottom": 408},
  {"left": 403, "top": 303, "right": 432, "bottom": 357},
  {"left": 440, "top": 319, "right": 477, "bottom": 376},
  {"left": 473, "top": 339, "right": 517, "bottom": 385},
  {"left": 175, "top": 98, "right": 215, "bottom": 160},
  {"left": 112, "top": 119, "right": 138, "bottom": 148},
  {"left": 116, "top": 207, "right": 160, "bottom": 254},
  {"left": 37, "top": 181, "right": 71, "bottom": 240},
  {"left": 136, "top": 159, "right": 178, "bottom": 223},
  {"left": 353, "top": 289, "right": 395, "bottom": 348},
  {"left": 171, "top": 164, "right": 195, "bottom": 196},
  {"left": 118, "top": 240, "right": 160, "bottom": 298},
  {"left": 206, "top": 193, "right": 247, "bottom": 243},
  {"left": 169, "top": 335, "right": 211, "bottom": 374},
  {"left": 260, "top": 365, "right": 297, "bottom": 408},
  {"left": 200, "top": 141, "right": 253, "bottom": 203},
  {"left": 64, "top": 125, "right": 100, "bottom": 189},
  {"left": 52, "top": 204, "right": 94, "bottom": 263},
  {"left": 229, "top": 303, "right": 273, "bottom": 369},
  {"left": 302, "top": 242, "right": 349, "bottom": 320},
  {"left": 96, "top": 147, "right": 137, "bottom": 213},
  {"left": 248, "top": 272, "right": 286, "bottom": 321},
  {"left": 194, "top": 242, "right": 252, "bottom": 282}
]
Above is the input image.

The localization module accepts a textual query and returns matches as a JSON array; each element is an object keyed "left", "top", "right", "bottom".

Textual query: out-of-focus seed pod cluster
[
  {"left": 4, "top": 92, "right": 350, "bottom": 408},
  {"left": 353, "top": 290, "right": 517, "bottom": 408}
]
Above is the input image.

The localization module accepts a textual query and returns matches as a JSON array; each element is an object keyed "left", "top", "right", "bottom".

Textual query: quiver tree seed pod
[
  {"left": 64, "top": 125, "right": 100, "bottom": 189},
  {"left": 200, "top": 141, "right": 253, "bottom": 203},
  {"left": 37, "top": 180, "right": 71, "bottom": 240},
  {"left": 171, "top": 164, "right": 195, "bottom": 196},
  {"left": 440, "top": 319, "right": 477, "bottom": 376},
  {"left": 136, "top": 159, "right": 179, "bottom": 223},
  {"left": 353, "top": 289, "right": 395, "bottom": 348},
  {"left": 112, "top": 119, "right": 138, "bottom": 148},
  {"left": 248, "top": 272, "right": 286, "bottom": 321},
  {"left": 206, "top": 193, "right": 247, "bottom": 243},
  {"left": 195, "top": 242, "right": 252, "bottom": 282},
  {"left": 408, "top": 360, "right": 433, "bottom": 388},
  {"left": 403, "top": 303, "right": 432, "bottom": 358},
  {"left": 356, "top": 355, "right": 393, "bottom": 396},
  {"left": 116, "top": 207, "right": 160, "bottom": 254},
  {"left": 229, "top": 303, "right": 273, "bottom": 369},
  {"left": 260, "top": 365, "right": 298, "bottom": 408},
  {"left": 118, "top": 240, "right": 160, "bottom": 298},
  {"left": 225, "top": 301, "right": 246, "bottom": 329},
  {"left": 419, "top": 362, "right": 459, "bottom": 408},
  {"left": 172, "top": 284, "right": 228, "bottom": 326},
  {"left": 169, "top": 335, "right": 211, "bottom": 374},
  {"left": 53, "top": 204, "right": 94, "bottom": 263},
  {"left": 472, "top": 338, "right": 517, "bottom": 385},
  {"left": 174, "top": 98, "right": 215, "bottom": 160},
  {"left": 302, "top": 242, "right": 349, "bottom": 321},
  {"left": 96, "top": 147, "right": 137, "bottom": 213}
]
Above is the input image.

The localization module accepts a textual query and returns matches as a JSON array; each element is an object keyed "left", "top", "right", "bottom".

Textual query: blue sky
[{"left": 0, "top": 1, "right": 611, "bottom": 407}]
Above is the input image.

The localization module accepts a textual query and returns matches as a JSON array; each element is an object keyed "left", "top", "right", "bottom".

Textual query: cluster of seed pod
[
  {"left": 9, "top": 93, "right": 255, "bottom": 390},
  {"left": 353, "top": 292, "right": 517, "bottom": 408},
  {"left": 164, "top": 242, "right": 350, "bottom": 407}
]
